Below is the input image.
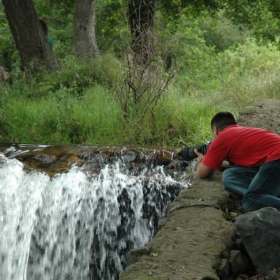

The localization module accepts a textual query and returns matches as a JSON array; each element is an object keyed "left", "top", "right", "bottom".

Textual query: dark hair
[
  {"left": 39, "top": 19, "right": 48, "bottom": 34},
  {"left": 211, "top": 112, "right": 236, "bottom": 130}
]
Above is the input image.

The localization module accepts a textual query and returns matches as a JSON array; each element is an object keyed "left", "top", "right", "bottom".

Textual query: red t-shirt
[{"left": 202, "top": 125, "right": 280, "bottom": 170}]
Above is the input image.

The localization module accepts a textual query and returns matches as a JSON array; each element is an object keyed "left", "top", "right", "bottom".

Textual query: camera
[{"left": 177, "top": 141, "right": 211, "bottom": 161}]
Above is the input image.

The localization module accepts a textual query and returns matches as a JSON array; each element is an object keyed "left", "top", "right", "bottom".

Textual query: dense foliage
[{"left": 1, "top": 0, "right": 280, "bottom": 148}]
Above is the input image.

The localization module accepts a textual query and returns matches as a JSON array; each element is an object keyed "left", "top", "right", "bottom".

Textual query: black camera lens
[{"left": 178, "top": 142, "right": 211, "bottom": 161}]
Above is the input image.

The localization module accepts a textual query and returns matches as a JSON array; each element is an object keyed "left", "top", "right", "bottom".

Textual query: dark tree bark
[
  {"left": 73, "top": 0, "right": 100, "bottom": 60},
  {"left": 128, "top": 0, "right": 155, "bottom": 65},
  {"left": 2, "top": 0, "right": 60, "bottom": 74}
]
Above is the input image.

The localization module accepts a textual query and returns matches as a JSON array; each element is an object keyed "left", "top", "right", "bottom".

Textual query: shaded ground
[{"left": 120, "top": 99, "right": 280, "bottom": 280}]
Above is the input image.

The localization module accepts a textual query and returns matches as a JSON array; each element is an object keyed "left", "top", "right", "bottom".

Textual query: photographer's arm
[{"left": 194, "top": 149, "right": 214, "bottom": 178}]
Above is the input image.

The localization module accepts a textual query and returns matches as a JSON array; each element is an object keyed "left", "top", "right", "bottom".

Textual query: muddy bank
[{"left": 120, "top": 99, "right": 280, "bottom": 280}]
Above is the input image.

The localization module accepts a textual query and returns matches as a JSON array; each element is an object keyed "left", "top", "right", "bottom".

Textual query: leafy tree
[
  {"left": 0, "top": 4, "right": 17, "bottom": 71},
  {"left": 158, "top": 0, "right": 280, "bottom": 42},
  {"left": 73, "top": 0, "right": 100, "bottom": 59},
  {"left": 2, "top": 0, "right": 61, "bottom": 74},
  {"left": 223, "top": 0, "right": 280, "bottom": 41},
  {"left": 33, "top": 0, "right": 75, "bottom": 60},
  {"left": 95, "top": 1, "right": 128, "bottom": 54},
  {"left": 128, "top": 0, "right": 155, "bottom": 65}
]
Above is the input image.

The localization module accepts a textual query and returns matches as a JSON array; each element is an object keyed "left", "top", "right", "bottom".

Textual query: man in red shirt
[{"left": 195, "top": 111, "right": 280, "bottom": 212}]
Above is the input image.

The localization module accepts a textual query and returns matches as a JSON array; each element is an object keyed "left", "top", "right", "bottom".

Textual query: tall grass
[
  {"left": 0, "top": 84, "right": 124, "bottom": 145},
  {"left": 1, "top": 38, "right": 280, "bottom": 148}
]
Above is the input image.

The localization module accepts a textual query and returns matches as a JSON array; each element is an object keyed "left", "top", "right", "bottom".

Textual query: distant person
[
  {"left": 39, "top": 19, "right": 53, "bottom": 49},
  {"left": 194, "top": 111, "right": 280, "bottom": 212}
]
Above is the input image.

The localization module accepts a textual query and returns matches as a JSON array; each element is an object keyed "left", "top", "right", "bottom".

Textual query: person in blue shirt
[{"left": 39, "top": 19, "right": 53, "bottom": 49}]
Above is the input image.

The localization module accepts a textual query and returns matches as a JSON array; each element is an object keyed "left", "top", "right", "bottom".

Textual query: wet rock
[
  {"left": 157, "top": 217, "right": 168, "bottom": 230},
  {"left": 151, "top": 150, "right": 173, "bottom": 165},
  {"left": 235, "top": 207, "right": 280, "bottom": 275},
  {"left": 126, "top": 245, "right": 151, "bottom": 266},
  {"left": 217, "top": 258, "right": 229, "bottom": 278},
  {"left": 0, "top": 144, "right": 182, "bottom": 178},
  {"left": 228, "top": 250, "right": 248, "bottom": 275}
]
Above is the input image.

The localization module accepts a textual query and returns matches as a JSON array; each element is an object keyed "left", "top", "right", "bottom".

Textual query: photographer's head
[{"left": 211, "top": 112, "right": 236, "bottom": 139}]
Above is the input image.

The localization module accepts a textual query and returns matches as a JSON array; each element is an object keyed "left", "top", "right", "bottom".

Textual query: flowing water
[{"left": 0, "top": 151, "right": 189, "bottom": 280}]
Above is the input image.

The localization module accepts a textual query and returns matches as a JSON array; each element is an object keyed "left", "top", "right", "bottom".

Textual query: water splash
[
  {"left": 0, "top": 155, "right": 48, "bottom": 280},
  {"left": 0, "top": 155, "right": 187, "bottom": 280}
]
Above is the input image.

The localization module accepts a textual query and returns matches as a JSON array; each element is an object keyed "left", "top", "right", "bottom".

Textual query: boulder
[{"left": 235, "top": 207, "right": 280, "bottom": 274}]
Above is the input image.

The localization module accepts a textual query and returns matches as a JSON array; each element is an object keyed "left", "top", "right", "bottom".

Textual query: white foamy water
[{"left": 0, "top": 154, "right": 186, "bottom": 280}]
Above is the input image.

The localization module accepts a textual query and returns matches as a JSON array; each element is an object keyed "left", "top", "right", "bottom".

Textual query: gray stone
[
  {"left": 235, "top": 207, "right": 280, "bottom": 274},
  {"left": 217, "top": 258, "right": 229, "bottom": 278},
  {"left": 157, "top": 217, "right": 168, "bottom": 230},
  {"left": 125, "top": 245, "right": 151, "bottom": 266},
  {"left": 228, "top": 250, "right": 248, "bottom": 274}
]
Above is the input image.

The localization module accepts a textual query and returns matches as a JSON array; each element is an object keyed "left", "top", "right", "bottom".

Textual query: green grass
[
  {"left": 0, "top": 84, "right": 124, "bottom": 145},
  {"left": 1, "top": 38, "right": 280, "bottom": 149}
]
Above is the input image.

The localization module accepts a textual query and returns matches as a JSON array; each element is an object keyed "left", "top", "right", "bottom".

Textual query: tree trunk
[
  {"left": 73, "top": 0, "right": 100, "bottom": 60},
  {"left": 128, "top": 0, "right": 155, "bottom": 66},
  {"left": 2, "top": 0, "right": 61, "bottom": 74}
]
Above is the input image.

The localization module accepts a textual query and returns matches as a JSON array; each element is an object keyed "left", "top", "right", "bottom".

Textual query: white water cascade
[{"left": 0, "top": 153, "right": 187, "bottom": 280}]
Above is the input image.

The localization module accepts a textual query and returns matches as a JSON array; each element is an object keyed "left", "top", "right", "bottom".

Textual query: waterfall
[{"left": 0, "top": 153, "right": 189, "bottom": 280}]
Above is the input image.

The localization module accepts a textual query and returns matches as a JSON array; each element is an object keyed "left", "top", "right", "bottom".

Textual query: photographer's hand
[
  {"left": 194, "top": 149, "right": 213, "bottom": 178},
  {"left": 194, "top": 149, "right": 204, "bottom": 163}
]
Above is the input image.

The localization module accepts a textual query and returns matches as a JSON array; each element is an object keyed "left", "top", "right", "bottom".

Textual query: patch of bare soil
[
  {"left": 238, "top": 99, "right": 280, "bottom": 133},
  {"left": 120, "top": 99, "right": 280, "bottom": 280}
]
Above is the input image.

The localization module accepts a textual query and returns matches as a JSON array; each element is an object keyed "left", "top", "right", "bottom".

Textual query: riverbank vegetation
[{"left": 1, "top": 1, "right": 280, "bottom": 149}]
